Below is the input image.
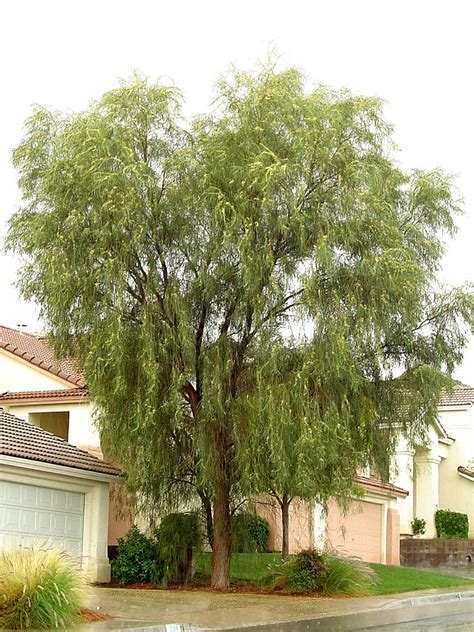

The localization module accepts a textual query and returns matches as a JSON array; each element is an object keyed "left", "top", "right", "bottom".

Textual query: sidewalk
[{"left": 75, "top": 584, "right": 474, "bottom": 631}]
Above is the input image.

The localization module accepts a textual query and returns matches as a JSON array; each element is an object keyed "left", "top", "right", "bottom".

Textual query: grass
[
  {"left": 194, "top": 552, "right": 474, "bottom": 595},
  {"left": 195, "top": 552, "right": 283, "bottom": 582},
  {"left": 370, "top": 563, "right": 474, "bottom": 595}
]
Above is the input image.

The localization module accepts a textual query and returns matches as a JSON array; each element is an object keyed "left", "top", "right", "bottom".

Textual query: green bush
[
  {"left": 435, "top": 510, "right": 469, "bottom": 539},
  {"left": 111, "top": 525, "right": 162, "bottom": 585},
  {"left": 155, "top": 513, "right": 201, "bottom": 585},
  {"left": 411, "top": 517, "right": 426, "bottom": 536},
  {"left": 264, "top": 549, "right": 377, "bottom": 596},
  {"left": 232, "top": 513, "right": 269, "bottom": 553},
  {"left": 289, "top": 549, "right": 328, "bottom": 592},
  {"left": 0, "top": 547, "right": 86, "bottom": 629}
]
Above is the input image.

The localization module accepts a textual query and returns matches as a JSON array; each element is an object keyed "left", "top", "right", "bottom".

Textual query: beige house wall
[
  {"left": 0, "top": 349, "right": 70, "bottom": 391},
  {"left": 394, "top": 405, "right": 474, "bottom": 539},
  {"left": 438, "top": 407, "right": 474, "bottom": 537},
  {"left": 4, "top": 401, "right": 100, "bottom": 449}
]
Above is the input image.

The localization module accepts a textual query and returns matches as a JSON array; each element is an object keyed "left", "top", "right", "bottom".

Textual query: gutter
[{"left": 0, "top": 454, "right": 122, "bottom": 484}]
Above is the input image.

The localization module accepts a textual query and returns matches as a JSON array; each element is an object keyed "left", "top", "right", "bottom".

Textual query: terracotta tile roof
[
  {"left": 458, "top": 466, "right": 474, "bottom": 480},
  {"left": 439, "top": 386, "right": 474, "bottom": 407},
  {"left": 0, "top": 388, "right": 88, "bottom": 405},
  {"left": 0, "top": 408, "right": 120, "bottom": 477},
  {"left": 0, "top": 326, "right": 85, "bottom": 387},
  {"left": 356, "top": 475, "right": 409, "bottom": 498}
]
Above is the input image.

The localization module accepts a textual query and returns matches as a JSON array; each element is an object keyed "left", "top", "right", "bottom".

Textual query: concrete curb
[{"left": 385, "top": 589, "right": 474, "bottom": 608}]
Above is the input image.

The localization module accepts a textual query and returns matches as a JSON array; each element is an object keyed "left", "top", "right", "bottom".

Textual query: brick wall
[{"left": 400, "top": 538, "right": 474, "bottom": 568}]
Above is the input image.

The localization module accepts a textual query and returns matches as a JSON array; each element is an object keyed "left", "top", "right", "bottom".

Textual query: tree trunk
[
  {"left": 198, "top": 489, "right": 214, "bottom": 550},
  {"left": 211, "top": 476, "right": 232, "bottom": 589},
  {"left": 281, "top": 493, "right": 291, "bottom": 561}
]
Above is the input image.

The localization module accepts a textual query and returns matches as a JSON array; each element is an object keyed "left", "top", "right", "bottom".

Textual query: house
[
  {"left": 259, "top": 385, "right": 474, "bottom": 564},
  {"left": 393, "top": 385, "right": 474, "bottom": 539},
  {"left": 0, "top": 409, "right": 120, "bottom": 582},
  {"left": 0, "top": 325, "right": 131, "bottom": 580},
  {"left": 3, "top": 323, "right": 471, "bottom": 568},
  {"left": 257, "top": 475, "right": 407, "bottom": 565}
]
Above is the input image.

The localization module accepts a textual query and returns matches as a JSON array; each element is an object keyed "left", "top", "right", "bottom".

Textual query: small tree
[{"left": 8, "top": 63, "right": 473, "bottom": 589}]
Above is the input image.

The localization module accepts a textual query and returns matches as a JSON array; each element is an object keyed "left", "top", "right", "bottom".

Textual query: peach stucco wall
[
  {"left": 256, "top": 498, "right": 312, "bottom": 553},
  {"left": 258, "top": 495, "right": 401, "bottom": 564},
  {"left": 108, "top": 484, "right": 134, "bottom": 546},
  {"left": 385, "top": 508, "right": 400, "bottom": 565}
]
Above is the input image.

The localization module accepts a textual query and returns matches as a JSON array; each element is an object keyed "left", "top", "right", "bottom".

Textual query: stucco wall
[
  {"left": 257, "top": 493, "right": 401, "bottom": 564},
  {"left": 0, "top": 349, "right": 70, "bottom": 391},
  {"left": 4, "top": 402, "right": 100, "bottom": 448},
  {"left": 256, "top": 498, "right": 312, "bottom": 554},
  {"left": 438, "top": 408, "right": 474, "bottom": 538}
]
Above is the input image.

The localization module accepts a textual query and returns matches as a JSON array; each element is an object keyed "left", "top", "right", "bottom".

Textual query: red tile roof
[
  {"left": 0, "top": 326, "right": 85, "bottom": 387},
  {"left": 458, "top": 466, "right": 474, "bottom": 480},
  {"left": 0, "top": 408, "right": 120, "bottom": 477},
  {"left": 0, "top": 388, "right": 88, "bottom": 405},
  {"left": 356, "top": 475, "right": 409, "bottom": 498},
  {"left": 439, "top": 386, "right": 474, "bottom": 407}
]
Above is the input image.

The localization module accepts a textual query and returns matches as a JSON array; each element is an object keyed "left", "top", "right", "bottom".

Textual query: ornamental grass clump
[
  {"left": 0, "top": 547, "right": 86, "bottom": 629},
  {"left": 264, "top": 549, "right": 377, "bottom": 596},
  {"left": 320, "top": 554, "right": 378, "bottom": 596}
]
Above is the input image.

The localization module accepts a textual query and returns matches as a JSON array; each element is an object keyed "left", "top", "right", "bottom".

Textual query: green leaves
[{"left": 7, "top": 62, "right": 474, "bottom": 530}]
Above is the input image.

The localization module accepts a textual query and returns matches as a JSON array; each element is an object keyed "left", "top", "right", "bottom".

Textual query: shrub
[
  {"left": 155, "top": 513, "right": 201, "bottom": 585},
  {"left": 111, "top": 525, "right": 162, "bottom": 585},
  {"left": 411, "top": 517, "right": 426, "bottom": 536},
  {"left": 289, "top": 549, "right": 328, "bottom": 592},
  {"left": 435, "top": 510, "right": 469, "bottom": 539},
  {"left": 0, "top": 547, "right": 86, "bottom": 629},
  {"left": 264, "top": 549, "right": 377, "bottom": 596},
  {"left": 232, "top": 513, "right": 270, "bottom": 553}
]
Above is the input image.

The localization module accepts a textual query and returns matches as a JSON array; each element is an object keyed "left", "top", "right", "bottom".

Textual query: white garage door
[{"left": 0, "top": 481, "right": 84, "bottom": 559}]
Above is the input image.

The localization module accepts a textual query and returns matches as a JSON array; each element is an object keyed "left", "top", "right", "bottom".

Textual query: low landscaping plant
[
  {"left": 435, "top": 509, "right": 469, "bottom": 539},
  {"left": 411, "top": 517, "right": 426, "bottom": 536},
  {"left": 111, "top": 525, "right": 162, "bottom": 585},
  {"left": 263, "top": 548, "right": 377, "bottom": 596},
  {"left": 321, "top": 554, "right": 378, "bottom": 596},
  {"left": 0, "top": 547, "right": 86, "bottom": 629},
  {"left": 155, "top": 512, "right": 201, "bottom": 585},
  {"left": 232, "top": 513, "right": 270, "bottom": 553}
]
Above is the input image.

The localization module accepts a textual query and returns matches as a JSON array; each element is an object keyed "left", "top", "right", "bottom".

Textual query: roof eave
[{"left": 0, "top": 453, "right": 122, "bottom": 483}]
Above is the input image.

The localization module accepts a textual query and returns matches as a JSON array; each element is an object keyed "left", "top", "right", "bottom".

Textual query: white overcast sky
[{"left": 1, "top": 0, "right": 473, "bottom": 382}]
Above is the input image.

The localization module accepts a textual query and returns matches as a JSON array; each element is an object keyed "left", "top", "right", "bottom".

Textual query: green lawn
[
  {"left": 195, "top": 552, "right": 474, "bottom": 595},
  {"left": 370, "top": 563, "right": 474, "bottom": 595},
  {"left": 195, "top": 552, "right": 283, "bottom": 582}
]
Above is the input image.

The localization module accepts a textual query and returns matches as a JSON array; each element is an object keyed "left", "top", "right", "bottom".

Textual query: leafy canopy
[{"left": 8, "top": 64, "right": 473, "bottom": 521}]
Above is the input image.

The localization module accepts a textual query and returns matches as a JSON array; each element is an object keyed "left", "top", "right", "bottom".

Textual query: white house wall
[
  {"left": 393, "top": 435, "right": 415, "bottom": 536},
  {"left": 0, "top": 349, "right": 70, "bottom": 391},
  {"left": 438, "top": 407, "right": 474, "bottom": 537},
  {"left": 3, "top": 402, "right": 100, "bottom": 449}
]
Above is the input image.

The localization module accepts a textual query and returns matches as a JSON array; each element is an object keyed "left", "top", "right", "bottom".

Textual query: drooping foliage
[{"left": 8, "top": 63, "right": 473, "bottom": 588}]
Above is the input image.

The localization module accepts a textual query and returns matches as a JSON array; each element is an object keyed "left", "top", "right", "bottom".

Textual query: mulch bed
[
  {"left": 103, "top": 581, "right": 331, "bottom": 597},
  {"left": 78, "top": 608, "right": 113, "bottom": 623}
]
